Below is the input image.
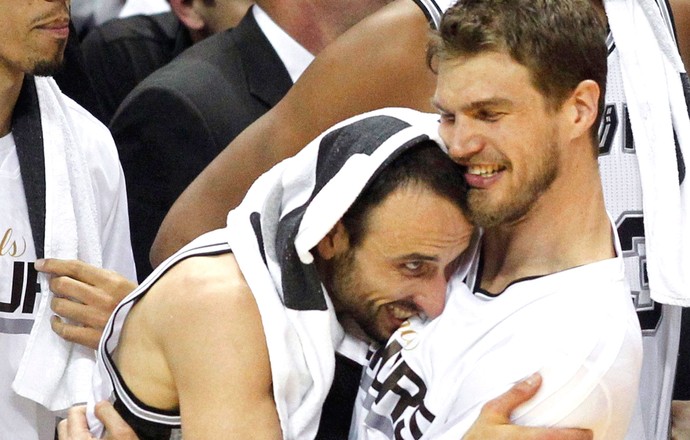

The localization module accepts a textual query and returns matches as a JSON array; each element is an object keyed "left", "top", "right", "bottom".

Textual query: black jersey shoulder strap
[{"left": 12, "top": 75, "right": 46, "bottom": 259}]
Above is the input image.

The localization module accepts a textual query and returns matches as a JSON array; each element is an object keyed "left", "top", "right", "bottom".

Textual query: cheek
[{"left": 358, "top": 271, "right": 405, "bottom": 305}]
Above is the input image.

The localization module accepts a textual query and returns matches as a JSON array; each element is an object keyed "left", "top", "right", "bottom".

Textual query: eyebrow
[
  {"left": 396, "top": 253, "right": 439, "bottom": 262},
  {"left": 432, "top": 97, "right": 513, "bottom": 114}
]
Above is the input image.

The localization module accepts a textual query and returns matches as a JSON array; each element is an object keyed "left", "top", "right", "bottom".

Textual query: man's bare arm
[
  {"left": 57, "top": 255, "right": 280, "bottom": 439},
  {"left": 670, "top": 0, "right": 690, "bottom": 65},
  {"left": 150, "top": 0, "right": 437, "bottom": 266},
  {"left": 116, "top": 253, "right": 281, "bottom": 439}
]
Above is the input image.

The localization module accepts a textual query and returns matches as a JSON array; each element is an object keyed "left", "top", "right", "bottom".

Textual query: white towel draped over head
[
  {"left": 12, "top": 77, "right": 103, "bottom": 411},
  {"left": 225, "top": 107, "right": 444, "bottom": 439},
  {"left": 605, "top": 0, "right": 690, "bottom": 305}
]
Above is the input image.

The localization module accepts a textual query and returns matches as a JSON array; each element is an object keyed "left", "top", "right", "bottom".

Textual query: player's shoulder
[
  {"left": 61, "top": 92, "right": 108, "bottom": 131},
  {"left": 58, "top": 91, "right": 127, "bottom": 177},
  {"left": 138, "top": 249, "right": 266, "bottom": 356},
  {"left": 375, "top": 0, "right": 432, "bottom": 29},
  {"left": 61, "top": 92, "right": 117, "bottom": 151},
  {"left": 146, "top": 250, "right": 253, "bottom": 318}
]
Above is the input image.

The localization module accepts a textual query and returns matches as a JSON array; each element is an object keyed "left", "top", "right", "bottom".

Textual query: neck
[
  {"left": 189, "top": 0, "right": 252, "bottom": 43},
  {"left": 0, "top": 70, "right": 24, "bottom": 137},
  {"left": 260, "top": 0, "right": 390, "bottom": 54},
  {"left": 479, "top": 146, "right": 613, "bottom": 293}
]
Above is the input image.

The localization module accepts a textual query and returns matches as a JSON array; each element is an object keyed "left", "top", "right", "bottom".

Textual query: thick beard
[{"left": 463, "top": 141, "right": 560, "bottom": 228}]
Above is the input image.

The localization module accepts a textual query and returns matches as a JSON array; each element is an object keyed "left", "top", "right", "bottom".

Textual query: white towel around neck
[{"left": 12, "top": 76, "right": 103, "bottom": 411}]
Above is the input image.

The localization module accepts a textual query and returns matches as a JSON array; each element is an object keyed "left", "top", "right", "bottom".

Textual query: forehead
[
  {"left": 433, "top": 51, "right": 539, "bottom": 110},
  {"left": 361, "top": 185, "right": 472, "bottom": 256}
]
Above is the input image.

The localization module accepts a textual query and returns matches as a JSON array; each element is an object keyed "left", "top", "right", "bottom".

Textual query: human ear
[
  {"left": 566, "top": 79, "right": 600, "bottom": 140},
  {"left": 315, "top": 222, "right": 350, "bottom": 260},
  {"left": 169, "top": 0, "right": 205, "bottom": 31}
]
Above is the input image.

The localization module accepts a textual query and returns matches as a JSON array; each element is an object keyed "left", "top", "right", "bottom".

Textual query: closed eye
[
  {"left": 475, "top": 109, "right": 504, "bottom": 122},
  {"left": 439, "top": 111, "right": 455, "bottom": 124}
]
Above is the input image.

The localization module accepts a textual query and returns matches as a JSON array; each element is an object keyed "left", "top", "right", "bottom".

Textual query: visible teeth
[
  {"left": 387, "top": 304, "right": 417, "bottom": 320},
  {"left": 467, "top": 165, "right": 501, "bottom": 177}
]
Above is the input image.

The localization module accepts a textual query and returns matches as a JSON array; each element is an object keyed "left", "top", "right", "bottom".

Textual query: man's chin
[
  {"left": 31, "top": 58, "right": 64, "bottom": 77},
  {"left": 364, "top": 323, "right": 394, "bottom": 345},
  {"left": 28, "top": 43, "right": 66, "bottom": 77}
]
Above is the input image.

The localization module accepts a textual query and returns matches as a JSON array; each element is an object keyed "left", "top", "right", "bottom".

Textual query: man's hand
[
  {"left": 463, "top": 373, "right": 593, "bottom": 440},
  {"left": 672, "top": 400, "right": 690, "bottom": 440},
  {"left": 57, "top": 403, "right": 139, "bottom": 440},
  {"left": 35, "top": 259, "right": 137, "bottom": 349}
]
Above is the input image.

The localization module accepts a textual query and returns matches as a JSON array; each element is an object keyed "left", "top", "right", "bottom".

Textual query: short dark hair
[
  {"left": 341, "top": 140, "right": 466, "bottom": 248},
  {"left": 427, "top": 0, "right": 607, "bottom": 151}
]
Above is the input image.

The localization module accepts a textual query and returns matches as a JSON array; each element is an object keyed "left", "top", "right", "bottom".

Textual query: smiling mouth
[
  {"left": 466, "top": 164, "right": 505, "bottom": 178},
  {"left": 385, "top": 303, "right": 418, "bottom": 321}
]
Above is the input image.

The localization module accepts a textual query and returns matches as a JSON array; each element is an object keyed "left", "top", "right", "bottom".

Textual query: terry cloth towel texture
[
  {"left": 12, "top": 77, "right": 104, "bottom": 411},
  {"left": 605, "top": 0, "right": 690, "bottom": 305},
  {"left": 225, "top": 107, "right": 445, "bottom": 439}
]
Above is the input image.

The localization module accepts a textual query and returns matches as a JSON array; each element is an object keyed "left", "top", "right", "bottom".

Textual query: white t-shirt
[
  {"left": 410, "top": 2, "right": 684, "bottom": 439},
  {"left": 0, "top": 133, "right": 55, "bottom": 439},
  {"left": 0, "top": 92, "right": 136, "bottom": 440},
  {"left": 350, "top": 227, "right": 642, "bottom": 440}
]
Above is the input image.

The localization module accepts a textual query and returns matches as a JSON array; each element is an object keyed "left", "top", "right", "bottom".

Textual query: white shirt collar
[{"left": 252, "top": 5, "right": 315, "bottom": 83}]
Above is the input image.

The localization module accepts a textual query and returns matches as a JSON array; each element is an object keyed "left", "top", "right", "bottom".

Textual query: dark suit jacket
[
  {"left": 81, "top": 12, "right": 193, "bottom": 123},
  {"left": 54, "top": 21, "right": 105, "bottom": 121},
  {"left": 110, "top": 8, "right": 293, "bottom": 280}
]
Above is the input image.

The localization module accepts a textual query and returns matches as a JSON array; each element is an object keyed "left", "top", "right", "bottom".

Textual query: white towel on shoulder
[
  {"left": 605, "top": 0, "right": 690, "bottom": 305},
  {"left": 225, "top": 107, "right": 445, "bottom": 439},
  {"left": 12, "top": 77, "right": 103, "bottom": 411}
]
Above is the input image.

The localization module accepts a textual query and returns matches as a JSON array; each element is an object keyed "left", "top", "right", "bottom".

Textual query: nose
[
  {"left": 439, "top": 116, "right": 485, "bottom": 163},
  {"left": 413, "top": 275, "right": 448, "bottom": 319}
]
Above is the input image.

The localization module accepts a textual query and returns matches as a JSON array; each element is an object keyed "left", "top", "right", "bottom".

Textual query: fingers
[
  {"left": 51, "top": 315, "right": 102, "bottom": 350},
  {"left": 462, "top": 373, "right": 593, "bottom": 440},
  {"left": 49, "top": 274, "right": 114, "bottom": 308},
  {"left": 479, "top": 372, "right": 542, "bottom": 423},
  {"left": 518, "top": 427, "right": 593, "bottom": 440},
  {"left": 51, "top": 295, "right": 111, "bottom": 330},
  {"left": 37, "top": 258, "right": 137, "bottom": 348},
  {"left": 57, "top": 405, "right": 94, "bottom": 440},
  {"left": 36, "top": 259, "right": 103, "bottom": 286},
  {"left": 56, "top": 403, "right": 139, "bottom": 440},
  {"left": 37, "top": 258, "right": 136, "bottom": 304},
  {"left": 672, "top": 400, "right": 690, "bottom": 440},
  {"left": 95, "top": 401, "right": 140, "bottom": 440}
]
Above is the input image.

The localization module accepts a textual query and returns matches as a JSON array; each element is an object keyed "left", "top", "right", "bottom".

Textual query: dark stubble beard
[
  {"left": 327, "top": 249, "right": 389, "bottom": 344},
  {"left": 29, "top": 40, "right": 67, "bottom": 77},
  {"left": 462, "top": 139, "right": 560, "bottom": 229}
]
